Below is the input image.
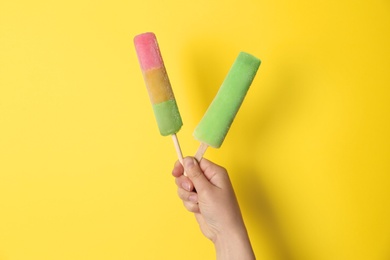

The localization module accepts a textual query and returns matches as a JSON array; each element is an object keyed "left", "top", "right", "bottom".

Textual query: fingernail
[
  {"left": 189, "top": 194, "right": 198, "bottom": 203},
  {"left": 182, "top": 182, "right": 191, "bottom": 191},
  {"left": 184, "top": 158, "right": 196, "bottom": 169}
]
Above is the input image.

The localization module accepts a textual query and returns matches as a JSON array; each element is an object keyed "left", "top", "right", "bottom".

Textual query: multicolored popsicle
[
  {"left": 194, "top": 52, "right": 261, "bottom": 160},
  {"left": 134, "top": 32, "right": 184, "bottom": 162}
]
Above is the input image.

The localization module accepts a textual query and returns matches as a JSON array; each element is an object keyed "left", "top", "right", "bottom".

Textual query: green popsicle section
[
  {"left": 152, "top": 99, "right": 183, "bottom": 136},
  {"left": 193, "top": 52, "right": 261, "bottom": 148}
]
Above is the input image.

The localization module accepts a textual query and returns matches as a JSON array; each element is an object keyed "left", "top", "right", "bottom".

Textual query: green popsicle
[{"left": 194, "top": 52, "right": 261, "bottom": 159}]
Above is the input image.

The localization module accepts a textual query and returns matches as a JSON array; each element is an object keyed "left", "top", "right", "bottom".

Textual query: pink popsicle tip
[{"left": 134, "top": 32, "right": 165, "bottom": 71}]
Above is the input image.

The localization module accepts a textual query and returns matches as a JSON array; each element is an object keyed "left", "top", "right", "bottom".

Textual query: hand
[{"left": 172, "top": 157, "right": 255, "bottom": 260}]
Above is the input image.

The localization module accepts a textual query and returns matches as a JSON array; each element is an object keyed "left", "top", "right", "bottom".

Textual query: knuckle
[
  {"left": 177, "top": 188, "right": 186, "bottom": 200},
  {"left": 177, "top": 188, "right": 194, "bottom": 202},
  {"left": 175, "top": 177, "right": 182, "bottom": 187},
  {"left": 183, "top": 201, "right": 199, "bottom": 213}
]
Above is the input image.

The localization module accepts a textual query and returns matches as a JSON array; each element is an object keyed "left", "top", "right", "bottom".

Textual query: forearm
[{"left": 214, "top": 227, "right": 255, "bottom": 260}]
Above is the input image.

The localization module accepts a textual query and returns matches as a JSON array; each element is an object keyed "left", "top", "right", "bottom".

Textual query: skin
[{"left": 172, "top": 157, "right": 255, "bottom": 260}]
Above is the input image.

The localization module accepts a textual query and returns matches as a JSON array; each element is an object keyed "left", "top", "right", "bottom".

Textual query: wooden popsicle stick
[
  {"left": 171, "top": 134, "right": 183, "bottom": 164},
  {"left": 172, "top": 134, "right": 188, "bottom": 177},
  {"left": 195, "top": 142, "right": 209, "bottom": 162}
]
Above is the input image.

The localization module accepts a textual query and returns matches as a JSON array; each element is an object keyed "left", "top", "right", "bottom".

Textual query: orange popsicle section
[{"left": 143, "top": 67, "right": 174, "bottom": 104}]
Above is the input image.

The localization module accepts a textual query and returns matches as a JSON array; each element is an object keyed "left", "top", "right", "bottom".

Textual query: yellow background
[{"left": 1, "top": 0, "right": 389, "bottom": 259}]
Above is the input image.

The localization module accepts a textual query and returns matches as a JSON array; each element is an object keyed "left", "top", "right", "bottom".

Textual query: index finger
[{"left": 172, "top": 160, "right": 184, "bottom": 177}]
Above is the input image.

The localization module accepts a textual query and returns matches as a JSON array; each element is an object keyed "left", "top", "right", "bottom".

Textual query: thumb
[{"left": 183, "top": 157, "right": 211, "bottom": 192}]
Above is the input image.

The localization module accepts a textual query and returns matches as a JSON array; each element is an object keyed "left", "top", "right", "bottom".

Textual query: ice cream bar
[
  {"left": 134, "top": 32, "right": 183, "bottom": 136},
  {"left": 194, "top": 52, "right": 261, "bottom": 160},
  {"left": 134, "top": 32, "right": 184, "bottom": 162}
]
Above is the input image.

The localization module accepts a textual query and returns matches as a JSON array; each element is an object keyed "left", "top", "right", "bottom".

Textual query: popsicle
[
  {"left": 194, "top": 52, "right": 261, "bottom": 161},
  {"left": 134, "top": 32, "right": 184, "bottom": 163}
]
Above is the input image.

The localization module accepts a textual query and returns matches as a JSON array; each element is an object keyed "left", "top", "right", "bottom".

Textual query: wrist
[{"left": 213, "top": 226, "right": 255, "bottom": 260}]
